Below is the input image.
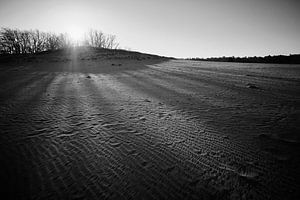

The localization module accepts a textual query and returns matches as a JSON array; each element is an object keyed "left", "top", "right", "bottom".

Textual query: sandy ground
[{"left": 0, "top": 48, "right": 299, "bottom": 199}]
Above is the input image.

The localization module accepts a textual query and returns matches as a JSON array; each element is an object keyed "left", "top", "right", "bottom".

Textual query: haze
[{"left": 0, "top": 0, "right": 299, "bottom": 57}]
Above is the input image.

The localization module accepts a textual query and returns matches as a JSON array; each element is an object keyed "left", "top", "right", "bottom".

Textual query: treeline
[
  {"left": 189, "top": 54, "right": 300, "bottom": 64},
  {"left": 0, "top": 28, "right": 119, "bottom": 54}
]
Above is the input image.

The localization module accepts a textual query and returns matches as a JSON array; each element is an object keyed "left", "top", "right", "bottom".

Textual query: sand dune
[{"left": 0, "top": 48, "right": 299, "bottom": 199}]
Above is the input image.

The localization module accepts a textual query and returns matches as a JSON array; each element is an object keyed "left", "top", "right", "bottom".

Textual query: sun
[{"left": 67, "top": 26, "right": 84, "bottom": 43}]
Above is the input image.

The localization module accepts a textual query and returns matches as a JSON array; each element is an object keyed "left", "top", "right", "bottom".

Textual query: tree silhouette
[{"left": 0, "top": 28, "right": 120, "bottom": 54}]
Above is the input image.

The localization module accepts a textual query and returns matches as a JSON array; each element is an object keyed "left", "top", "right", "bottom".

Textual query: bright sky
[{"left": 0, "top": 0, "right": 299, "bottom": 58}]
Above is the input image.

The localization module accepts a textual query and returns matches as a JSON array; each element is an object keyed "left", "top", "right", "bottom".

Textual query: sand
[{"left": 0, "top": 48, "right": 299, "bottom": 199}]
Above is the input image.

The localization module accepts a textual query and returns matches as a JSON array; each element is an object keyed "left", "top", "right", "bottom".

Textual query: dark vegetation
[
  {"left": 188, "top": 54, "right": 300, "bottom": 64},
  {"left": 0, "top": 28, "right": 119, "bottom": 54}
]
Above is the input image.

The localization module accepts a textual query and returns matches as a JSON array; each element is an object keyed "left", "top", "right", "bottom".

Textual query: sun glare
[{"left": 67, "top": 26, "right": 85, "bottom": 43}]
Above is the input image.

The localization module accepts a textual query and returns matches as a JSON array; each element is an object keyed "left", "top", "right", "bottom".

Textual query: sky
[{"left": 0, "top": 0, "right": 299, "bottom": 58}]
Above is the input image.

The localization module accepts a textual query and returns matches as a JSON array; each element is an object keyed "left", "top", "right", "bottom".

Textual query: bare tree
[
  {"left": 19, "top": 30, "right": 31, "bottom": 53},
  {"left": 85, "top": 29, "right": 119, "bottom": 49},
  {"left": 104, "top": 34, "right": 119, "bottom": 49},
  {"left": 0, "top": 28, "right": 13, "bottom": 53},
  {"left": 58, "top": 33, "right": 71, "bottom": 48},
  {"left": 85, "top": 29, "right": 105, "bottom": 48},
  {"left": 30, "top": 30, "right": 45, "bottom": 53}
]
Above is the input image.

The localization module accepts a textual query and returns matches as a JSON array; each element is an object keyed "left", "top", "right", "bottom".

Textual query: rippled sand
[{"left": 0, "top": 48, "right": 299, "bottom": 199}]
